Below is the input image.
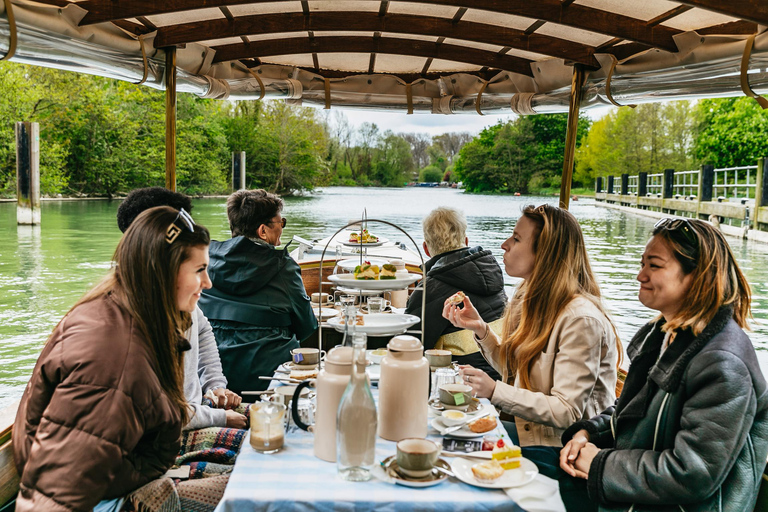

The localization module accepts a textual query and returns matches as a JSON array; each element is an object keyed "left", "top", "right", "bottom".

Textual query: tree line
[{"left": 2, "top": 62, "right": 767, "bottom": 197}]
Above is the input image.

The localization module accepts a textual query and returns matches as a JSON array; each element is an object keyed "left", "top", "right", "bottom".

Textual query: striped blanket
[{"left": 126, "top": 422, "right": 248, "bottom": 512}]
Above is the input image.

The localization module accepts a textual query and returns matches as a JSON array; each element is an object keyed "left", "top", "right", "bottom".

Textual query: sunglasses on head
[
  {"left": 165, "top": 208, "right": 195, "bottom": 244},
  {"left": 654, "top": 217, "right": 696, "bottom": 246}
]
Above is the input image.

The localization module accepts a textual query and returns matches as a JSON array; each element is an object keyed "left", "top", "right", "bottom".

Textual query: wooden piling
[
  {"left": 16, "top": 122, "right": 40, "bottom": 225},
  {"left": 232, "top": 151, "right": 246, "bottom": 191},
  {"left": 559, "top": 64, "right": 586, "bottom": 210},
  {"left": 755, "top": 158, "right": 767, "bottom": 231}
]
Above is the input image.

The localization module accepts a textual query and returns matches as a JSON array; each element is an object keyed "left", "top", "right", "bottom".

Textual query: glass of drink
[
  {"left": 250, "top": 402, "right": 286, "bottom": 454},
  {"left": 366, "top": 296, "right": 390, "bottom": 314},
  {"left": 431, "top": 367, "right": 458, "bottom": 403}
]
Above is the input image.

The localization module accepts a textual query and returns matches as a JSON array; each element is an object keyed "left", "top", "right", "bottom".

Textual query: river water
[{"left": 2, "top": 187, "right": 768, "bottom": 410}]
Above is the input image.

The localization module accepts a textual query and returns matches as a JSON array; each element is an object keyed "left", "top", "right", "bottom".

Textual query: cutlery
[
  {"left": 258, "top": 375, "right": 304, "bottom": 384},
  {"left": 432, "top": 465, "right": 456, "bottom": 478},
  {"left": 240, "top": 390, "right": 275, "bottom": 396},
  {"left": 441, "top": 451, "right": 493, "bottom": 459}
]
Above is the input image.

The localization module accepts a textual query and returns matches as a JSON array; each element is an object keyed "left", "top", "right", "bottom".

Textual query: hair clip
[{"left": 166, "top": 224, "right": 182, "bottom": 244}]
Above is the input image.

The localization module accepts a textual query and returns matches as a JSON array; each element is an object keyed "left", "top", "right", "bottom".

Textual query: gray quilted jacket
[{"left": 563, "top": 306, "right": 768, "bottom": 512}]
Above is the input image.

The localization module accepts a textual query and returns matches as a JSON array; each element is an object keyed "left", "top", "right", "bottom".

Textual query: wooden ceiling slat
[
  {"left": 646, "top": 6, "right": 692, "bottom": 27},
  {"left": 697, "top": 20, "right": 758, "bottom": 35},
  {"left": 280, "top": 67, "right": 499, "bottom": 82},
  {"left": 136, "top": 16, "right": 157, "bottom": 31},
  {"left": 112, "top": 19, "right": 152, "bottom": 37},
  {"left": 77, "top": 0, "right": 680, "bottom": 52},
  {"left": 674, "top": 1, "right": 768, "bottom": 26},
  {"left": 379, "top": 1, "right": 389, "bottom": 17},
  {"left": 154, "top": 12, "right": 599, "bottom": 67},
  {"left": 210, "top": 36, "right": 535, "bottom": 76},
  {"left": 524, "top": 20, "right": 546, "bottom": 35},
  {"left": 219, "top": 6, "right": 234, "bottom": 21}
]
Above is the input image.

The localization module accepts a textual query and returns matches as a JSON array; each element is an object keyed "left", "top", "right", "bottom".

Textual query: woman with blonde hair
[
  {"left": 13, "top": 206, "right": 212, "bottom": 511},
  {"left": 559, "top": 218, "right": 768, "bottom": 512},
  {"left": 443, "top": 204, "right": 622, "bottom": 475}
]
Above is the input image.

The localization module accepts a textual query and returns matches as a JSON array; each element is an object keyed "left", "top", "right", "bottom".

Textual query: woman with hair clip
[
  {"left": 559, "top": 218, "right": 768, "bottom": 512},
  {"left": 443, "top": 204, "right": 622, "bottom": 476},
  {"left": 13, "top": 206, "right": 212, "bottom": 512}
]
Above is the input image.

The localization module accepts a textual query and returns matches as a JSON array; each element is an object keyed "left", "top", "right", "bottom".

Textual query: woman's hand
[
  {"left": 225, "top": 409, "right": 247, "bottom": 429},
  {"left": 458, "top": 365, "right": 496, "bottom": 399},
  {"left": 572, "top": 443, "right": 600, "bottom": 477},
  {"left": 209, "top": 388, "right": 243, "bottom": 410},
  {"left": 559, "top": 429, "right": 590, "bottom": 478},
  {"left": 442, "top": 296, "right": 487, "bottom": 339}
]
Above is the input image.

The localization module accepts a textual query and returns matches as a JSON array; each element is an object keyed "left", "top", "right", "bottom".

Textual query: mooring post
[
  {"left": 232, "top": 151, "right": 246, "bottom": 191},
  {"left": 620, "top": 173, "right": 629, "bottom": 196},
  {"left": 595, "top": 176, "right": 603, "bottom": 195},
  {"left": 638, "top": 172, "right": 648, "bottom": 197},
  {"left": 755, "top": 158, "right": 767, "bottom": 231},
  {"left": 607, "top": 176, "right": 614, "bottom": 194},
  {"left": 16, "top": 122, "right": 40, "bottom": 225}
]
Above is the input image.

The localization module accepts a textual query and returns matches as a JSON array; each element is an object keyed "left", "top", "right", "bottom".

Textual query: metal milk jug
[
  {"left": 292, "top": 346, "right": 353, "bottom": 462},
  {"left": 377, "top": 335, "right": 429, "bottom": 441}
]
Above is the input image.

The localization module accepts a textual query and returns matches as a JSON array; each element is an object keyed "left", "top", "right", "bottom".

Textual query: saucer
[
  {"left": 282, "top": 361, "right": 319, "bottom": 371},
  {"left": 377, "top": 456, "right": 449, "bottom": 488},
  {"left": 429, "top": 397, "right": 482, "bottom": 415}
]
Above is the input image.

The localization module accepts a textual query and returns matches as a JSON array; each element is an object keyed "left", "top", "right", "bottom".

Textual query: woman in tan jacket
[
  {"left": 443, "top": 204, "right": 621, "bottom": 476},
  {"left": 13, "top": 206, "right": 212, "bottom": 512}
]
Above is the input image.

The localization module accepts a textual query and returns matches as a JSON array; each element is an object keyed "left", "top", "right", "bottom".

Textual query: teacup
[
  {"left": 425, "top": 349, "right": 452, "bottom": 368},
  {"left": 291, "top": 348, "right": 326, "bottom": 365},
  {"left": 311, "top": 292, "right": 333, "bottom": 305},
  {"left": 396, "top": 438, "right": 441, "bottom": 478},
  {"left": 438, "top": 383, "right": 473, "bottom": 410}
]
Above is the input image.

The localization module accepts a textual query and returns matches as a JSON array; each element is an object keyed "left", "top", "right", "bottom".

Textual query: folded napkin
[{"left": 505, "top": 474, "right": 566, "bottom": 512}]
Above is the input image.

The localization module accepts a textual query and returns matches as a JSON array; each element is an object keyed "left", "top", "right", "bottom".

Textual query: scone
[
  {"left": 468, "top": 415, "right": 497, "bottom": 433},
  {"left": 290, "top": 369, "right": 318, "bottom": 380},
  {"left": 471, "top": 460, "right": 504, "bottom": 483},
  {"left": 492, "top": 439, "right": 522, "bottom": 469},
  {"left": 448, "top": 291, "right": 466, "bottom": 305}
]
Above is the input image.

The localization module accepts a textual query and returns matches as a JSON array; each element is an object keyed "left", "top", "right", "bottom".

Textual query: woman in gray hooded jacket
[{"left": 560, "top": 218, "right": 768, "bottom": 512}]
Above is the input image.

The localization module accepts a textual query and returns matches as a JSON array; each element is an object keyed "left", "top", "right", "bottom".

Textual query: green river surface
[{"left": 2, "top": 187, "right": 768, "bottom": 410}]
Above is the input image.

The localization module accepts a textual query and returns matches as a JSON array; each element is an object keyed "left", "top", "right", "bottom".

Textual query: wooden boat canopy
[{"left": 1, "top": 1, "right": 766, "bottom": 115}]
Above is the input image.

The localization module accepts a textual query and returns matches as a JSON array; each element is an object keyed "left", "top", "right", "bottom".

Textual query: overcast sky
[{"left": 331, "top": 105, "right": 615, "bottom": 138}]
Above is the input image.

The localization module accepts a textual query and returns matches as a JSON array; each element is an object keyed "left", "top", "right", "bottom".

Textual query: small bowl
[
  {"left": 368, "top": 349, "right": 387, "bottom": 365},
  {"left": 441, "top": 409, "right": 467, "bottom": 427}
]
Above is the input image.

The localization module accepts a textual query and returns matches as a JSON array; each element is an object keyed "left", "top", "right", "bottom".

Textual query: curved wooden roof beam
[
  {"left": 78, "top": 0, "right": 680, "bottom": 52},
  {"left": 210, "top": 36, "right": 535, "bottom": 76},
  {"left": 154, "top": 12, "right": 599, "bottom": 67}
]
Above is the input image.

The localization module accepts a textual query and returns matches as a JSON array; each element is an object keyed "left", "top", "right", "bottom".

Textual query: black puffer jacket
[
  {"left": 562, "top": 306, "right": 768, "bottom": 512},
  {"left": 405, "top": 246, "right": 506, "bottom": 350}
]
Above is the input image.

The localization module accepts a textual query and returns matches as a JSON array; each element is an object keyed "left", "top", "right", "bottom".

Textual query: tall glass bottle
[
  {"left": 336, "top": 332, "right": 377, "bottom": 481},
  {"left": 340, "top": 304, "right": 357, "bottom": 347}
]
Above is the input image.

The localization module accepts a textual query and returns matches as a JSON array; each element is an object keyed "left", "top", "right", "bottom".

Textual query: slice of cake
[
  {"left": 354, "top": 263, "right": 379, "bottom": 280},
  {"left": 379, "top": 263, "right": 397, "bottom": 279},
  {"left": 492, "top": 439, "right": 522, "bottom": 470}
]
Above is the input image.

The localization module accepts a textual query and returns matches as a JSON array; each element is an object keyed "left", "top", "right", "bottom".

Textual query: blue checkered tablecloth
[{"left": 215, "top": 385, "right": 535, "bottom": 512}]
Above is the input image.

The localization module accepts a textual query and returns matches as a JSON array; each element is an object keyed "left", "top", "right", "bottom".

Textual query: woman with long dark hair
[
  {"left": 13, "top": 206, "right": 211, "bottom": 511},
  {"left": 559, "top": 218, "right": 768, "bottom": 511}
]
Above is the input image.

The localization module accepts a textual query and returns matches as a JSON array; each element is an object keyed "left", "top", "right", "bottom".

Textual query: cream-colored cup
[
  {"left": 311, "top": 292, "right": 333, "bottom": 304},
  {"left": 425, "top": 349, "right": 452, "bottom": 368},
  {"left": 291, "top": 347, "right": 326, "bottom": 365}
]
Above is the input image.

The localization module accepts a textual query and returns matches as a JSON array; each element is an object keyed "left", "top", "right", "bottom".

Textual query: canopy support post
[
  {"left": 559, "top": 64, "right": 586, "bottom": 210},
  {"left": 165, "top": 47, "right": 177, "bottom": 191}
]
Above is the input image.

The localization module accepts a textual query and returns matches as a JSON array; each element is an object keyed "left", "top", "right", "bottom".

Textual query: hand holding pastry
[{"left": 442, "top": 294, "right": 486, "bottom": 338}]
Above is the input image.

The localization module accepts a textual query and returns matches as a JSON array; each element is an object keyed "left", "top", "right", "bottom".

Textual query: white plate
[
  {"left": 328, "top": 273, "right": 420, "bottom": 290},
  {"left": 336, "top": 257, "right": 389, "bottom": 272},
  {"left": 313, "top": 307, "right": 340, "bottom": 320},
  {"left": 450, "top": 457, "right": 538, "bottom": 489},
  {"left": 339, "top": 240, "right": 386, "bottom": 248},
  {"left": 430, "top": 417, "right": 486, "bottom": 438},
  {"left": 327, "top": 313, "right": 420, "bottom": 336}
]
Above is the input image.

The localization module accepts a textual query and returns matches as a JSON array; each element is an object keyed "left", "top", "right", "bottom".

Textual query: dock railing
[{"left": 595, "top": 159, "right": 768, "bottom": 235}]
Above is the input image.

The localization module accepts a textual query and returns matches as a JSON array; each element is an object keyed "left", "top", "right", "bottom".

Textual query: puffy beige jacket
[{"left": 477, "top": 295, "right": 618, "bottom": 447}]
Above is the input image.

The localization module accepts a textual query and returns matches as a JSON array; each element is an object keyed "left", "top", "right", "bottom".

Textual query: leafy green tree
[
  {"left": 693, "top": 98, "right": 768, "bottom": 167},
  {"left": 419, "top": 165, "right": 443, "bottom": 183},
  {"left": 371, "top": 132, "right": 413, "bottom": 186}
]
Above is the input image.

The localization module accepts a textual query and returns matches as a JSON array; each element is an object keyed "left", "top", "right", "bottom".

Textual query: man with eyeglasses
[
  {"left": 199, "top": 189, "right": 317, "bottom": 393},
  {"left": 116, "top": 187, "right": 247, "bottom": 430}
]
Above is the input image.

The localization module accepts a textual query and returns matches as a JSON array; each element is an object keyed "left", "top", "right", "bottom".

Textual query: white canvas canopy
[{"left": 1, "top": 0, "right": 766, "bottom": 114}]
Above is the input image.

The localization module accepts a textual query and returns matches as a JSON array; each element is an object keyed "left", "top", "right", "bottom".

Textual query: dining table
[{"left": 214, "top": 373, "right": 566, "bottom": 512}]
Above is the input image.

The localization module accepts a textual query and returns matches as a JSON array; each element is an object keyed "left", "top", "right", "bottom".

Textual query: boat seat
[{"left": 0, "top": 402, "right": 19, "bottom": 510}]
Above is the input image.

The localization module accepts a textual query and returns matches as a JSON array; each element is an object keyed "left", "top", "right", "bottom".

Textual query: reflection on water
[{"left": 1, "top": 188, "right": 767, "bottom": 409}]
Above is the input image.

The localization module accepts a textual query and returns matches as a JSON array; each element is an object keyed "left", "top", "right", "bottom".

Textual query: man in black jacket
[{"left": 406, "top": 207, "right": 506, "bottom": 380}]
